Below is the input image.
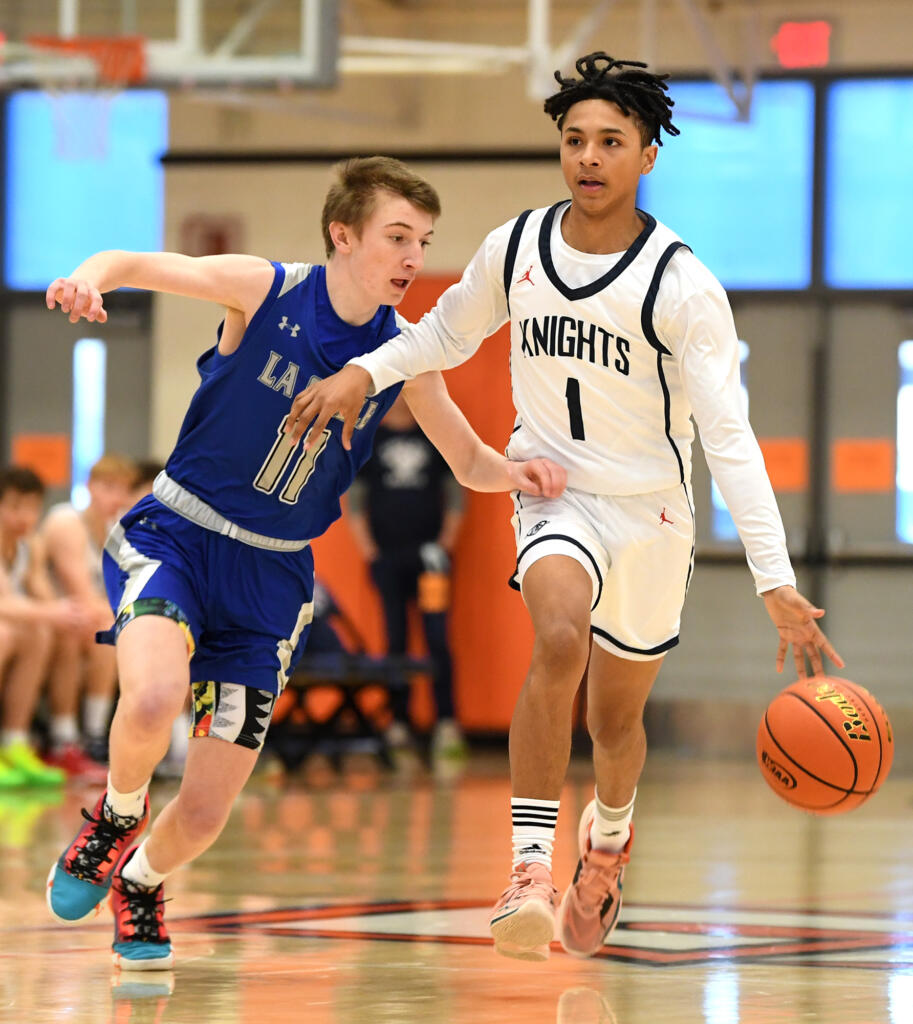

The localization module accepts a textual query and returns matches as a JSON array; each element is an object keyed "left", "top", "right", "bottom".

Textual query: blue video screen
[
  {"left": 5, "top": 89, "right": 168, "bottom": 290},
  {"left": 826, "top": 79, "right": 913, "bottom": 289},
  {"left": 638, "top": 80, "right": 814, "bottom": 290}
]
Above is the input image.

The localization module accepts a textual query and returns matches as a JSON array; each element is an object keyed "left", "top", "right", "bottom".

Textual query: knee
[
  {"left": 588, "top": 708, "right": 645, "bottom": 751},
  {"left": 90, "top": 597, "right": 114, "bottom": 630},
  {"left": 118, "top": 684, "right": 184, "bottom": 738},
  {"left": 27, "top": 621, "right": 53, "bottom": 657},
  {"left": 533, "top": 617, "right": 590, "bottom": 675}
]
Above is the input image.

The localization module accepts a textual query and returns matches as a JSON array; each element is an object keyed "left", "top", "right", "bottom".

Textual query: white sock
[
  {"left": 121, "top": 840, "right": 167, "bottom": 890},
  {"left": 50, "top": 715, "right": 80, "bottom": 748},
  {"left": 83, "top": 695, "right": 113, "bottom": 740},
  {"left": 511, "top": 797, "right": 559, "bottom": 870},
  {"left": 105, "top": 774, "right": 149, "bottom": 822},
  {"left": 1, "top": 730, "right": 28, "bottom": 747},
  {"left": 590, "top": 788, "right": 635, "bottom": 853}
]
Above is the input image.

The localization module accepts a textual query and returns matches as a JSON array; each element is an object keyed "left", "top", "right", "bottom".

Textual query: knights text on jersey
[
  {"left": 163, "top": 262, "right": 404, "bottom": 542},
  {"left": 503, "top": 202, "right": 696, "bottom": 497}
]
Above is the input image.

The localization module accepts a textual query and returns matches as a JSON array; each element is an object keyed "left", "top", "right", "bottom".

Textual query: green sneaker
[
  {"left": 0, "top": 754, "right": 28, "bottom": 790},
  {"left": 431, "top": 719, "right": 468, "bottom": 761},
  {"left": 1, "top": 742, "right": 65, "bottom": 786}
]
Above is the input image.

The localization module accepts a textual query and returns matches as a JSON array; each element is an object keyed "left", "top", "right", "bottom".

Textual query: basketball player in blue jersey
[
  {"left": 42, "top": 156, "right": 566, "bottom": 970},
  {"left": 286, "top": 58, "right": 845, "bottom": 962}
]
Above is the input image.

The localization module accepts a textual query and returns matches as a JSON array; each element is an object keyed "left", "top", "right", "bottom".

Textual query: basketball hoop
[
  {"left": 25, "top": 36, "right": 146, "bottom": 161},
  {"left": 27, "top": 35, "right": 146, "bottom": 87}
]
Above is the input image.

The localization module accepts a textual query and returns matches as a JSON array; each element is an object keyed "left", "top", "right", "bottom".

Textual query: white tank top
[
  {"left": 5, "top": 539, "right": 30, "bottom": 596},
  {"left": 45, "top": 503, "right": 105, "bottom": 594}
]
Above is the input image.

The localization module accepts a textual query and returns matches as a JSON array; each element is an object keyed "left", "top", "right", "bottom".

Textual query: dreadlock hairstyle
[{"left": 543, "top": 52, "right": 680, "bottom": 147}]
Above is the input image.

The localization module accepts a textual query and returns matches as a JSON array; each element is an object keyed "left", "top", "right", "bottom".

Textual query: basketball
[{"left": 757, "top": 676, "right": 894, "bottom": 815}]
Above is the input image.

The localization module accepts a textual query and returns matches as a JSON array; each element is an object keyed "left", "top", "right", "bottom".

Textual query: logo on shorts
[
  {"left": 526, "top": 520, "right": 549, "bottom": 537},
  {"left": 659, "top": 507, "right": 674, "bottom": 526}
]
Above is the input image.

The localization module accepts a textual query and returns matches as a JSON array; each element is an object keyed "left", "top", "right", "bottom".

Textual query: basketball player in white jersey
[{"left": 285, "top": 53, "right": 844, "bottom": 961}]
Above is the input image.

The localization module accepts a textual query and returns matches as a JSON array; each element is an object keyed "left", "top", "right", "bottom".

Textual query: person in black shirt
[{"left": 348, "top": 393, "right": 466, "bottom": 759}]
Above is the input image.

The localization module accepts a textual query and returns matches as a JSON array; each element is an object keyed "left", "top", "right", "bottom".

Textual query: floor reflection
[{"left": 3, "top": 754, "right": 912, "bottom": 1023}]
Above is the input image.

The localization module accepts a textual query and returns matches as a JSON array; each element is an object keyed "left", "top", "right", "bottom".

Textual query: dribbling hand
[{"left": 762, "top": 584, "right": 845, "bottom": 679}]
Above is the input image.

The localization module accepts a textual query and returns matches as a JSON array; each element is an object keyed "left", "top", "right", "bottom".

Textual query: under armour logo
[
  {"left": 278, "top": 316, "right": 301, "bottom": 336},
  {"left": 516, "top": 264, "right": 535, "bottom": 286},
  {"left": 659, "top": 508, "right": 674, "bottom": 526}
]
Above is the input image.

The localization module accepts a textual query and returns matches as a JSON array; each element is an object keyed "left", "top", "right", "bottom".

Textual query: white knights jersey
[
  {"left": 504, "top": 204, "right": 694, "bottom": 494},
  {"left": 352, "top": 202, "right": 795, "bottom": 594}
]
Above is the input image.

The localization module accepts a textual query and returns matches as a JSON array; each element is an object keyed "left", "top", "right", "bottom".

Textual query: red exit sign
[{"left": 771, "top": 20, "right": 832, "bottom": 68}]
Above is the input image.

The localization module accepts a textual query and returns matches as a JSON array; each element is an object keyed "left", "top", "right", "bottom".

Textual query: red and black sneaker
[
  {"left": 46, "top": 791, "right": 149, "bottom": 923},
  {"left": 111, "top": 848, "right": 174, "bottom": 970}
]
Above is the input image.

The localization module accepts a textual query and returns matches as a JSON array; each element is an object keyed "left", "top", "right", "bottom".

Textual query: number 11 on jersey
[
  {"left": 565, "top": 377, "right": 586, "bottom": 441},
  {"left": 254, "top": 415, "right": 330, "bottom": 505}
]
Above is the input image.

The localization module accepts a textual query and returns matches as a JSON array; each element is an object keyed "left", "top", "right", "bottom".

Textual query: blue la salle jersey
[{"left": 164, "top": 262, "right": 404, "bottom": 542}]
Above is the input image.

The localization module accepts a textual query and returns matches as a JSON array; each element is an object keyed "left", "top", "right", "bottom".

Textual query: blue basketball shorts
[{"left": 101, "top": 496, "right": 315, "bottom": 695}]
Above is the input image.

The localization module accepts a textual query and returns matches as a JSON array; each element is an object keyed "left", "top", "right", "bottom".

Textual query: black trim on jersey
[
  {"left": 682, "top": 482, "right": 696, "bottom": 595},
  {"left": 640, "top": 241, "right": 690, "bottom": 356},
  {"left": 538, "top": 202, "right": 657, "bottom": 301},
  {"left": 503, "top": 209, "right": 533, "bottom": 318},
  {"left": 510, "top": 533, "right": 603, "bottom": 610},
  {"left": 591, "top": 624, "right": 679, "bottom": 657},
  {"left": 655, "top": 351, "right": 684, "bottom": 484},
  {"left": 640, "top": 241, "right": 691, "bottom": 484}
]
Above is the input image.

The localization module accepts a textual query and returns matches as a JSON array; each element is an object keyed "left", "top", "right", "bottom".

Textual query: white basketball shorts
[{"left": 510, "top": 484, "right": 695, "bottom": 661}]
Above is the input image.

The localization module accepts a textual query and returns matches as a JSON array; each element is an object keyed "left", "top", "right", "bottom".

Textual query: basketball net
[
  {"left": 28, "top": 36, "right": 146, "bottom": 161},
  {"left": 46, "top": 90, "right": 115, "bottom": 160}
]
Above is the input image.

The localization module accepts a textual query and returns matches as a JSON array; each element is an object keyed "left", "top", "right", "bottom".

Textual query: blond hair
[
  {"left": 88, "top": 453, "right": 136, "bottom": 484},
  {"left": 321, "top": 156, "right": 441, "bottom": 258}
]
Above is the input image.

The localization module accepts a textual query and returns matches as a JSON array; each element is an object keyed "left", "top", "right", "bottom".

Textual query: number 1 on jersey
[
  {"left": 565, "top": 377, "right": 586, "bottom": 441},
  {"left": 254, "top": 416, "right": 330, "bottom": 505}
]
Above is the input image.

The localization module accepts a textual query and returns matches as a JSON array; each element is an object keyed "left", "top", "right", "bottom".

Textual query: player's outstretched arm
[
  {"left": 761, "top": 584, "right": 845, "bottom": 679},
  {"left": 46, "top": 251, "right": 275, "bottom": 324},
  {"left": 401, "top": 373, "right": 566, "bottom": 496},
  {"left": 285, "top": 230, "right": 509, "bottom": 450},
  {"left": 285, "top": 364, "right": 373, "bottom": 450}
]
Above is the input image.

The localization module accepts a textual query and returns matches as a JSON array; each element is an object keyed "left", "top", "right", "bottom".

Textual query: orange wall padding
[{"left": 311, "top": 276, "right": 533, "bottom": 732}]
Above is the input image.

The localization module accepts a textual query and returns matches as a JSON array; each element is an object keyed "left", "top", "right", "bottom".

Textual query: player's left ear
[{"left": 640, "top": 144, "right": 658, "bottom": 176}]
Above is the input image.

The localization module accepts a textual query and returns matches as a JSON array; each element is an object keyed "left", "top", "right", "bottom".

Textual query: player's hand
[
  {"left": 46, "top": 277, "right": 108, "bottom": 324},
  {"left": 285, "top": 364, "right": 373, "bottom": 450},
  {"left": 505, "top": 457, "right": 566, "bottom": 498},
  {"left": 47, "top": 598, "right": 92, "bottom": 633},
  {"left": 762, "top": 584, "right": 845, "bottom": 679}
]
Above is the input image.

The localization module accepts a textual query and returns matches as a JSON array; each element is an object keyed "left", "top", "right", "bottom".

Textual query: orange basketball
[{"left": 757, "top": 676, "right": 893, "bottom": 815}]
